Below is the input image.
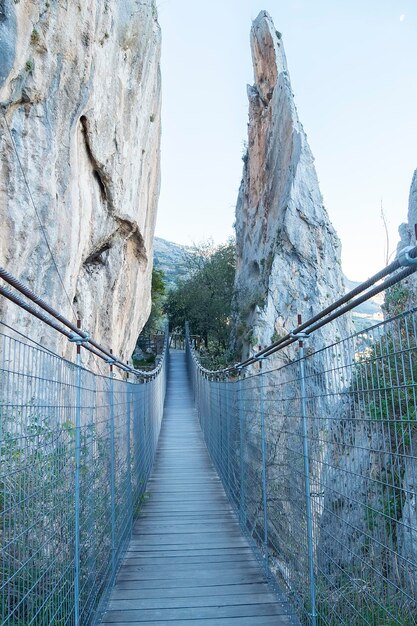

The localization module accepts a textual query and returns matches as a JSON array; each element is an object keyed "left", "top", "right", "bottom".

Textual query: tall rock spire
[
  {"left": 233, "top": 11, "right": 349, "bottom": 357},
  {"left": 399, "top": 170, "right": 417, "bottom": 250}
]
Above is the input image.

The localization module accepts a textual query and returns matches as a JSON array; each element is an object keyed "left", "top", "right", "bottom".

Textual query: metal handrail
[
  {"left": 0, "top": 319, "right": 168, "bottom": 626},
  {"left": 187, "top": 245, "right": 417, "bottom": 377},
  {"left": 0, "top": 265, "right": 165, "bottom": 379},
  {"left": 186, "top": 283, "right": 417, "bottom": 626}
]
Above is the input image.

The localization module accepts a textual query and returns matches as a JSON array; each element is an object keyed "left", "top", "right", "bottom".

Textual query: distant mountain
[
  {"left": 153, "top": 237, "right": 195, "bottom": 290},
  {"left": 344, "top": 277, "right": 383, "bottom": 331}
]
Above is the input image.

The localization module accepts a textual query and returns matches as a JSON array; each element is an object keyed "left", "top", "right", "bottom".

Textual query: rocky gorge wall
[
  {"left": 0, "top": 0, "right": 161, "bottom": 366},
  {"left": 386, "top": 170, "right": 417, "bottom": 596},
  {"left": 230, "top": 8, "right": 353, "bottom": 601},
  {"left": 399, "top": 170, "right": 417, "bottom": 251},
  {"left": 233, "top": 11, "right": 349, "bottom": 359},
  {"left": 231, "top": 12, "right": 417, "bottom": 613},
  {"left": 318, "top": 175, "right": 417, "bottom": 604}
]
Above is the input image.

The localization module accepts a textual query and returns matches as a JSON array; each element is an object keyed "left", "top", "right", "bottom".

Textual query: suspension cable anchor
[
  {"left": 397, "top": 245, "right": 417, "bottom": 268},
  {"left": 290, "top": 331, "right": 309, "bottom": 339},
  {"left": 68, "top": 331, "right": 90, "bottom": 345}
]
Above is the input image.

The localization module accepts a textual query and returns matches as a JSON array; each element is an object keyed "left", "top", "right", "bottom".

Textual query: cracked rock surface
[
  {"left": 232, "top": 11, "right": 349, "bottom": 358},
  {"left": 399, "top": 169, "right": 417, "bottom": 252},
  {"left": 0, "top": 0, "right": 161, "bottom": 366}
]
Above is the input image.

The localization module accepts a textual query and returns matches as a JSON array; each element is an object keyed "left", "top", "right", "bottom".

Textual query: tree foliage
[
  {"left": 165, "top": 240, "right": 236, "bottom": 352},
  {"left": 132, "top": 267, "right": 167, "bottom": 368}
]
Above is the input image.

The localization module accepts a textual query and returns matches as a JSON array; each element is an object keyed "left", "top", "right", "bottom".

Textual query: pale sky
[{"left": 156, "top": 0, "right": 417, "bottom": 281}]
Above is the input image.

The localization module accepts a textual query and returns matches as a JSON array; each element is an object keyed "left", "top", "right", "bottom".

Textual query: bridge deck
[{"left": 101, "top": 351, "right": 294, "bottom": 625}]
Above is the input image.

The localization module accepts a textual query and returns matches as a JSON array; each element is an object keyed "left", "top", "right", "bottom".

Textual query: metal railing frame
[
  {"left": 0, "top": 275, "right": 169, "bottom": 625},
  {"left": 0, "top": 266, "right": 162, "bottom": 378},
  {"left": 186, "top": 246, "right": 417, "bottom": 626}
]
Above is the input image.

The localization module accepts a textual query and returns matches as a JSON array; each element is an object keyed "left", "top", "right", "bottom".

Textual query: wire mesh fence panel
[
  {"left": 186, "top": 308, "right": 417, "bottom": 626},
  {"left": 311, "top": 310, "right": 417, "bottom": 626},
  {"left": 0, "top": 326, "right": 168, "bottom": 626},
  {"left": 1, "top": 334, "right": 77, "bottom": 626}
]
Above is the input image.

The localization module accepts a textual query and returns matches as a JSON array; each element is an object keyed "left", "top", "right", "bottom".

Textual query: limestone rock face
[
  {"left": 394, "top": 170, "right": 417, "bottom": 593},
  {"left": 0, "top": 0, "right": 161, "bottom": 366},
  {"left": 397, "top": 169, "right": 417, "bottom": 300},
  {"left": 233, "top": 11, "right": 348, "bottom": 357},
  {"left": 398, "top": 432, "right": 417, "bottom": 597},
  {"left": 231, "top": 11, "right": 355, "bottom": 602},
  {"left": 399, "top": 170, "right": 417, "bottom": 250},
  {"left": 383, "top": 170, "right": 417, "bottom": 316}
]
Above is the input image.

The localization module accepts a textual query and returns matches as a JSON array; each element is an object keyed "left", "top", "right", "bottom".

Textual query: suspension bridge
[
  {"left": 101, "top": 350, "right": 294, "bottom": 625},
  {"left": 1, "top": 245, "right": 417, "bottom": 626}
]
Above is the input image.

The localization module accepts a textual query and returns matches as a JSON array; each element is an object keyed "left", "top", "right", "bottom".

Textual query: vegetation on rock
[{"left": 132, "top": 267, "right": 166, "bottom": 369}]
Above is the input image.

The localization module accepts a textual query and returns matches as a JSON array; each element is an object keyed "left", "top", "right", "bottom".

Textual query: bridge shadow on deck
[{"left": 101, "top": 351, "right": 295, "bottom": 626}]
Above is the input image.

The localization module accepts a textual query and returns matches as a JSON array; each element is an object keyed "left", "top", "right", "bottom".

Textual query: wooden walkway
[{"left": 101, "top": 350, "right": 295, "bottom": 625}]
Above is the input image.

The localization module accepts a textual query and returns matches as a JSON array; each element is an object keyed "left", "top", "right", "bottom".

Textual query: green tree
[
  {"left": 132, "top": 268, "right": 166, "bottom": 368},
  {"left": 165, "top": 240, "right": 236, "bottom": 354}
]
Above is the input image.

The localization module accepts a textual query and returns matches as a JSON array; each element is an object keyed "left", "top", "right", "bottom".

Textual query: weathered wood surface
[{"left": 101, "top": 350, "right": 296, "bottom": 625}]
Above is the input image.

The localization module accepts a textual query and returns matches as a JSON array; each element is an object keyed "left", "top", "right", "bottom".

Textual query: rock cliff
[
  {"left": 231, "top": 11, "right": 356, "bottom": 606},
  {"left": 233, "top": 11, "right": 348, "bottom": 358},
  {"left": 0, "top": 0, "right": 161, "bottom": 366},
  {"left": 317, "top": 172, "right": 417, "bottom": 601},
  {"left": 398, "top": 170, "right": 417, "bottom": 251},
  {"left": 391, "top": 169, "right": 417, "bottom": 594},
  {"left": 383, "top": 169, "right": 417, "bottom": 315}
]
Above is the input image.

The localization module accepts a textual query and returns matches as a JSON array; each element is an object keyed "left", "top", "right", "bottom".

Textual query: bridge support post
[
  {"left": 85, "top": 376, "right": 97, "bottom": 604},
  {"left": 133, "top": 384, "right": 144, "bottom": 501},
  {"left": 296, "top": 317, "right": 317, "bottom": 626},
  {"left": 109, "top": 352, "right": 117, "bottom": 583},
  {"left": 226, "top": 377, "right": 231, "bottom": 500},
  {"left": 259, "top": 370, "right": 269, "bottom": 575},
  {"left": 126, "top": 381, "right": 133, "bottom": 538},
  {"left": 238, "top": 378, "right": 246, "bottom": 527},
  {"left": 217, "top": 382, "right": 222, "bottom": 474},
  {"left": 74, "top": 326, "right": 82, "bottom": 626}
]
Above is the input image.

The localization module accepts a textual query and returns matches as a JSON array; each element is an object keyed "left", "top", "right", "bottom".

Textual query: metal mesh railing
[
  {"left": 186, "top": 308, "right": 417, "bottom": 625},
  {"left": 0, "top": 324, "right": 168, "bottom": 626}
]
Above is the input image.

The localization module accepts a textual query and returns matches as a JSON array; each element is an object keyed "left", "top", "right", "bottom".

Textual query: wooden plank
[
  {"left": 122, "top": 554, "right": 257, "bottom": 566},
  {"left": 113, "top": 558, "right": 260, "bottom": 571},
  {"left": 101, "top": 602, "right": 290, "bottom": 622},
  {"left": 100, "top": 618, "right": 293, "bottom": 626},
  {"left": 114, "top": 571, "right": 266, "bottom": 586},
  {"left": 109, "top": 583, "right": 272, "bottom": 601},
  {"left": 115, "top": 564, "right": 264, "bottom": 580},
  {"left": 108, "top": 592, "right": 280, "bottom": 611},
  {"left": 99, "top": 350, "right": 296, "bottom": 626},
  {"left": 124, "top": 546, "right": 252, "bottom": 554}
]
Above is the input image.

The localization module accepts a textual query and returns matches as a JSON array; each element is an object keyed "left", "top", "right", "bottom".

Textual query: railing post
[
  {"left": 217, "top": 380, "right": 222, "bottom": 473},
  {"left": 133, "top": 383, "right": 143, "bottom": 500},
  {"left": 109, "top": 350, "right": 117, "bottom": 582},
  {"left": 87, "top": 376, "right": 97, "bottom": 594},
  {"left": 220, "top": 379, "right": 225, "bottom": 479},
  {"left": 226, "top": 375, "right": 231, "bottom": 499},
  {"left": 74, "top": 319, "right": 82, "bottom": 626},
  {"left": 126, "top": 375, "right": 133, "bottom": 538},
  {"left": 238, "top": 377, "right": 246, "bottom": 527},
  {"left": 297, "top": 315, "right": 317, "bottom": 626},
  {"left": 259, "top": 365, "right": 269, "bottom": 575}
]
